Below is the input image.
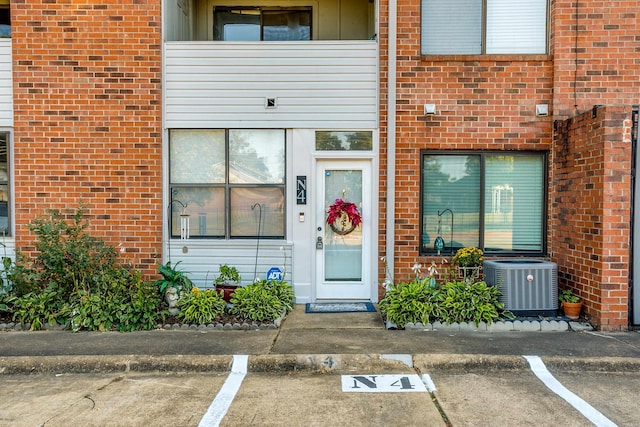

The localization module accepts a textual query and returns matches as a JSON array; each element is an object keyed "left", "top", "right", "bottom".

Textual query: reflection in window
[
  {"left": 0, "top": 6, "right": 10, "bottom": 39},
  {"left": 421, "top": 152, "right": 545, "bottom": 255},
  {"left": 169, "top": 129, "right": 286, "bottom": 239},
  {"left": 315, "top": 131, "right": 373, "bottom": 151},
  {"left": 214, "top": 7, "right": 311, "bottom": 41}
]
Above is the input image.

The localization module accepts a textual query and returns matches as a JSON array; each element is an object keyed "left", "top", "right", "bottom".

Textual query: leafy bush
[
  {"left": 379, "top": 280, "right": 436, "bottom": 328},
  {"left": 434, "top": 281, "right": 511, "bottom": 326},
  {"left": 380, "top": 278, "right": 512, "bottom": 328},
  {"left": 177, "top": 288, "right": 227, "bottom": 325},
  {"left": 229, "top": 281, "right": 286, "bottom": 322},
  {"left": 9, "top": 287, "right": 70, "bottom": 331},
  {"left": 9, "top": 208, "right": 129, "bottom": 298},
  {"left": 4, "top": 207, "right": 164, "bottom": 332},
  {"left": 259, "top": 279, "right": 295, "bottom": 312},
  {"left": 70, "top": 271, "right": 163, "bottom": 332}
]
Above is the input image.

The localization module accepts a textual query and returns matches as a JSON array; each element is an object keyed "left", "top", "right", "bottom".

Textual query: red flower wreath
[{"left": 326, "top": 198, "right": 362, "bottom": 235}]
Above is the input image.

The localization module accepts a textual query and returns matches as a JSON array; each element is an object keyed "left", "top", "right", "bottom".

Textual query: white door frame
[{"left": 314, "top": 158, "right": 373, "bottom": 300}]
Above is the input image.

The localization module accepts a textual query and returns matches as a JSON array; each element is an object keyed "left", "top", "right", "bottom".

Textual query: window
[
  {"left": 0, "top": 132, "right": 9, "bottom": 235},
  {"left": 0, "top": 4, "right": 9, "bottom": 39},
  {"left": 421, "top": 152, "right": 546, "bottom": 255},
  {"left": 214, "top": 7, "right": 311, "bottom": 41},
  {"left": 170, "top": 129, "right": 285, "bottom": 239},
  {"left": 421, "top": 0, "right": 548, "bottom": 55},
  {"left": 315, "top": 131, "right": 373, "bottom": 151}
]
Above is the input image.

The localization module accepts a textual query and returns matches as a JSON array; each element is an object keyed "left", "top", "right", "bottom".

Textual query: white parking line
[
  {"left": 524, "top": 355, "right": 618, "bottom": 427},
  {"left": 198, "top": 355, "right": 248, "bottom": 427}
]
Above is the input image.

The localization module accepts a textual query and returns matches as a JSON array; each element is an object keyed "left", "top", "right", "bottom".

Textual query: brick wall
[
  {"left": 383, "top": 0, "right": 553, "bottom": 287},
  {"left": 551, "top": 106, "right": 632, "bottom": 331},
  {"left": 551, "top": 1, "right": 640, "bottom": 117},
  {"left": 11, "top": 0, "right": 163, "bottom": 276},
  {"left": 381, "top": 0, "right": 638, "bottom": 329}
]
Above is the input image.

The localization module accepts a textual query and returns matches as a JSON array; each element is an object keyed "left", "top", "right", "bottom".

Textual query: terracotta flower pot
[
  {"left": 562, "top": 301, "right": 582, "bottom": 320},
  {"left": 216, "top": 284, "right": 239, "bottom": 302}
]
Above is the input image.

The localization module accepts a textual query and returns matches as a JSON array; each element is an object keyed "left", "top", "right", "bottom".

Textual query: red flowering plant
[{"left": 326, "top": 198, "right": 362, "bottom": 235}]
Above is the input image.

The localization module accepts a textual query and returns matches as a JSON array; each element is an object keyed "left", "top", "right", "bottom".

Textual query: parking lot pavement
[{"left": 2, "top": 355, "right": 638, "bottom": 427}]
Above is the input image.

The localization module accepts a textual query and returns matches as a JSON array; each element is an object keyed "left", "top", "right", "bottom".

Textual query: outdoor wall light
[
  {"left": 535, "top": 104, "right": 549, "bottom": 116},
  {"left": 424, "top": 104, "right": 437, "bottom": 115}
]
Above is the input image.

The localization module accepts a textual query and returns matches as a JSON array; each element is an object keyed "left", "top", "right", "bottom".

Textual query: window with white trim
[
  {"left": 421, "top": 0, "right": 548, "bottom": 55},
  {"left": 420, "top": 151, "right": 546, "bottom": 255},
  {"left": 169, "top": 129, "right": 286, "bottom": 239}
]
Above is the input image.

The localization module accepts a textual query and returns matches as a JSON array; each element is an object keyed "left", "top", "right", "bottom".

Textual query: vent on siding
[{"left": 483, "top": 260, "right": 558, "bottom": 315}]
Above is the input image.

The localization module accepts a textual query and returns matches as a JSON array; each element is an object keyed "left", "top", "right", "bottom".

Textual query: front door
[{"left": 315, "top": 159, "right": 371, "bottom": 300}]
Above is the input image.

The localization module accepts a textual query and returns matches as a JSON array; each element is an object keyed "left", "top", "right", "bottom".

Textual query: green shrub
[
  {"left": 229, "top": 282, "right": 285, "bottom": 322},
  {"left": 177, "top": 288, "right": 227, "bottom": 325},
  {"left": 9, "top": 208, "right": 129, "bottom": 298},
  {"left": 259, "top": 279, "right": 295, "bottom": 312},
  {"left": 379, "top": 280, "right": 437, "bottom": 328},
  {"left": 10, "top": 287, "right": 70, "bottom": 331},
  {"left": 380, "top": 279, "right": 513, "bottom": 328},
  {"left": 70, "top": 271, "right": 163, "bottom": 332},
  {"left": 5, "top": 207, "right": 164, "bottom": 332}
]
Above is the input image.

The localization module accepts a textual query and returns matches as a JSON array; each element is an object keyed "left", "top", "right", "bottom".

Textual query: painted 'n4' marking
[{"left": 341, "top": 375, "right": 427, "bottom": 393}]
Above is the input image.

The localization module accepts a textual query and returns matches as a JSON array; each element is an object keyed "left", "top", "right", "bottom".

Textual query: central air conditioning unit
[{"left": 483, "top": 259, "right": 558, "bottom": 316}]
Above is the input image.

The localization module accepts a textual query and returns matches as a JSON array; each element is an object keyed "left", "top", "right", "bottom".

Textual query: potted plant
[
  {"left": 214, "top": 264, "right": 241, "bottom": 302},
  {"left": 154, "top": 261, "right": 193, "bottom": 315},
  {"left": 452, "top": 247, "right": 483, "bottom": 284},
  {"left": 559, "top": 288, "right": 583, "bottom": 320}
]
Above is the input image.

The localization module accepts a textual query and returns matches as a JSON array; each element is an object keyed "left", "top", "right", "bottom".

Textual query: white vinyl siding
[
  {"left": 167, "top": 241, "right": 293, "bottom": 288},
  {"left": 164, "top": 41, "right": 378, "bottom": 129},
  {"left": 0, "top": 39, "right": 12, "bottom": 126}
]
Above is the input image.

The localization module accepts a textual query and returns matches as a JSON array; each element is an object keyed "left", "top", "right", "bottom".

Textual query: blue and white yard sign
[{"left": 266, "top": 267, "right": 283, "bottom": 281}]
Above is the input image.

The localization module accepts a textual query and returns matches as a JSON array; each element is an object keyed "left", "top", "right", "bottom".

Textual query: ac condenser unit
[{"left": 483, "top": 259, "right": 558, "bottom": 316}]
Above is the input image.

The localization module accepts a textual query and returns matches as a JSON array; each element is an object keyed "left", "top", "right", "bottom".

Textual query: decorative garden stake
[{"left": 435, "top": 208, "right": 453, "bottom": 255}]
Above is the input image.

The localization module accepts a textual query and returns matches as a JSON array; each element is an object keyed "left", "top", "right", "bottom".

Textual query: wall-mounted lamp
[
  {"left": 535, "top": 104, "right": 549, "bottom": 117},
  {"left": 424, "top": 104, "right": 437, "bottom": 115}
]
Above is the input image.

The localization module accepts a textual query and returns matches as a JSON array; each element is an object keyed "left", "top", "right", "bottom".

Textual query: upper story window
[
  {"left": 214, "top": 7, "right": 312, "bottom": 41},
  {"left": 0, "top": 132, "right": 9, "bottom": 236},
  {"left": 420, "top": 151, "right": 546, "bottom": 255},
  {"left": 421, "top": 0, "right": 548, "bottom": 55},
  {"left": 0, "top": 3, "right": 10, "bottom": 39},
  {"left": 169, "top": 129, "right": 286, "bottom": 239}
]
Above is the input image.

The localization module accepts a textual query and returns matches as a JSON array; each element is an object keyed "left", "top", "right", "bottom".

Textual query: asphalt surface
[{"left": 1, "top": 305, "right": 639, "bottom": 374}]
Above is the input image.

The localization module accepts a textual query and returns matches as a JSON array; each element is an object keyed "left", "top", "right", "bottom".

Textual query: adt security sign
[{"left": 266, "top": 267, "right": 283, "bottom": 281}]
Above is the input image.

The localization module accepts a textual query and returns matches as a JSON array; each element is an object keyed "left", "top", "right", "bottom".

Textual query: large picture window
[
  {"left": 421, "top": 151, "right": 546, "bottom": 255},
  {"left": 421, "top": 0, "right": 548, "bottom": 55},
  {"left": 170, "top": 129, "right": 286, "bottom": 239}
]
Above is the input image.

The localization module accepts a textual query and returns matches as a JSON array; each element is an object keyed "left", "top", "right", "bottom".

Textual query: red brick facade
[
  {"left": 7, "top": 1, "right": 639, "bottom": 329},
  {"left": 551, "top": 106, "right": 633, "bottom": 330},
  {"left": 11, "top": 0, "right": 163, "bottom": 276},
  {"left": 379, "top": 1, "right": 639, "bottom": 330}
]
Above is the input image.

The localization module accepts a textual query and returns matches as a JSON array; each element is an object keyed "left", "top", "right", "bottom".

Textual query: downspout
[{"left": 385, "top": 0, "right": 397, "bottom": 281}]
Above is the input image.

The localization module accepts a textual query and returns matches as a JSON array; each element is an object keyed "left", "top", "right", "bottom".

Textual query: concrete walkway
[{"left": 1, "top": 305, "right": 639, "bottom": 374}]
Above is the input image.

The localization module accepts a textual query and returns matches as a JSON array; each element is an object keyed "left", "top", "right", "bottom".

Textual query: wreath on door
[{"left": 326, "top": 198, "right": 362, "bottom": 236}]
